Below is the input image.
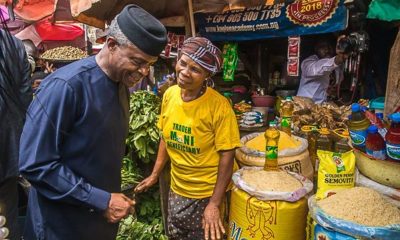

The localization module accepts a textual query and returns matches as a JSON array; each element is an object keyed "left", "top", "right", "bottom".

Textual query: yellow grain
[{"left": 245, "top": 131, "right": 301, "bottom": 152}]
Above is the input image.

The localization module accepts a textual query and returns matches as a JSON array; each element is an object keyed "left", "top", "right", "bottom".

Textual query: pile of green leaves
[
  {"left": 126, "top": 91, "right": 161, "bottom": 163},
  {"left": 117, "top": 215, "right": 167, "bottom": 240},
  {"left": 121, "top": 156, "right": 141, "bottom": 190},
  {"left": 136, "top": 187, "right": 162, "bottom": 223},
  {"left": 118, "top": 91, "right": 167, "bottom": 240}
]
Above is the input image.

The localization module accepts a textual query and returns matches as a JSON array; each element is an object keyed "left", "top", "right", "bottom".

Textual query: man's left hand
[{"left": 202, "top": 202, "right": 225, "bottom": 240}]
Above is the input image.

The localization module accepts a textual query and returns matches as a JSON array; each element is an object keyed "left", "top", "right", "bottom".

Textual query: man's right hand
[
  {"left": 134, "top": 174, "right": 158, "bottom": 193},
  {"left": 104, "top": 193, "right": 135, "bottom": 223},
  {"left": 335, "top": 35, "right": 350, "bottom": 65}
]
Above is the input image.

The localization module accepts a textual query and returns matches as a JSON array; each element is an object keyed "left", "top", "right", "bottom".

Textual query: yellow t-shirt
[{"left": 158, "top": 85, "right": 241, "bottom": 199}]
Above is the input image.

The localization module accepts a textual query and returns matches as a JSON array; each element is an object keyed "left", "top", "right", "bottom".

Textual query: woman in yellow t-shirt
[{"left": 135, "top": 37, "right": 241, "bottom": 240}]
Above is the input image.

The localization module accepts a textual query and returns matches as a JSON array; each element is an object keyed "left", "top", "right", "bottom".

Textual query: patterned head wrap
[{"left": 180, "top": 37, "right": 222, "bottom": 75}]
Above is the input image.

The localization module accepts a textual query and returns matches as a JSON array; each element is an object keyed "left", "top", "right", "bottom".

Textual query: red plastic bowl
[{"left": 251, "top": 95, "right": 276, "bottom": 107}]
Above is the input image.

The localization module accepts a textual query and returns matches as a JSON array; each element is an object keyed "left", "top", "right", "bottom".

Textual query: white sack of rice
[{"left": 317, "top": 187, "right": 400, "bottom": 226}]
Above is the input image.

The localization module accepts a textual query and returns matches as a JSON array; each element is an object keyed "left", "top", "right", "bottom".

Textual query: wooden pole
[{"left": 187, "top": 0, "right": 195, "bottom": 37}]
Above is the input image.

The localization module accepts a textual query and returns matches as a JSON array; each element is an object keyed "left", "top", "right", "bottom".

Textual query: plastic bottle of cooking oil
[
  {"left": 317, "top": 128, "right": 333, "bottom": 151},
  {"left": 334, "top": 130, "right": 352, "bottom": 153},
  {"left": 280, "top": 96, "right": 294, "bottom": 136},
  {"left": 301, "top": 125, "right": 319, "bottom": 169},
  {"left": 348, "top": 103, "right": 370, "bottom": 151},
  {"left": 307, "top": 130, "right": 319, "bottom": 169},
  {"left": 264, "top": 121, "right": 280, "bottom": 171},
  {"left": 313, "top": 128, "right": 333, "bottom": 192}
]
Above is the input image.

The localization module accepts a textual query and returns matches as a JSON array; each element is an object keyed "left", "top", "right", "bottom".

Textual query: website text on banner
[{"left": 196, "top": 0, "right": 348, "bottom": 41}]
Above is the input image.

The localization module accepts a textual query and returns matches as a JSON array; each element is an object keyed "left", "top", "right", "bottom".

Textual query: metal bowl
[{"left": 275, "top": 89, "right": 297, "bottom": 98}]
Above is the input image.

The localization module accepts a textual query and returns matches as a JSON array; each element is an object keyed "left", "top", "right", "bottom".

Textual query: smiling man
[{"left": 18, "top": 5, "right": 167, "bottom": 240}]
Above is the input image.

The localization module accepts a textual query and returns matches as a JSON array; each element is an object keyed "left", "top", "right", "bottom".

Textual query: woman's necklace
[
  {"left": 182, "top": 85, "right": 206, "bottom": 102},
  {"left": 197, "top": 84, "right": 206, "bottom": 98}
]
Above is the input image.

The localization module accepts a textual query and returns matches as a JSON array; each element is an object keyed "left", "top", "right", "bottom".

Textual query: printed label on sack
[
  {"left": 332, "top": 153, "right": 345, "bottom": 173},
  {"left": 349, "top": 130, "right": 367, "bottom": 147},
  {"left": 386, "top": 143, "right": 400, "bottom": 161},
  {"left": 314, "top": 224, "right": 357, "bottom": 240},
  {"left": 366, "top": 149, "right": 386, "bottom": 160},
  {"left": 280, "top": 160, "right": 302, "bottom": 174}
]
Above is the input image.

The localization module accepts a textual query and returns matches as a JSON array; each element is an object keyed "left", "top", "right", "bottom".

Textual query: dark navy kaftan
[{"left": 19, "top": 56, "right": 129, "bottom": 240}]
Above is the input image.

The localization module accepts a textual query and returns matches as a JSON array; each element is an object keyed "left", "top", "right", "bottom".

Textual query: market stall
[
  {"left": 2, "top": 0, "right": 400, "bottom": 239},
  {"left": 84, "top": 1, "right": 400, "bottom": 239}
]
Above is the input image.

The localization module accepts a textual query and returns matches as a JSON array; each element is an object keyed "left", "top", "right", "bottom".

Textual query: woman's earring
[{"left": 205, "top": 78, "right": 215, "bottom": 88}]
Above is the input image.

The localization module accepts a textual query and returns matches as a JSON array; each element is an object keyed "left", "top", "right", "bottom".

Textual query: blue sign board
[{"left": 196, "top": 0, "right": 348, "bottom": 41}]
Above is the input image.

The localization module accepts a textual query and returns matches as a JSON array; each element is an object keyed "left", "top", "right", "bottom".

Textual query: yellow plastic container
[{"left": 228, "top": 187, "right": 308, "bottom": 240}]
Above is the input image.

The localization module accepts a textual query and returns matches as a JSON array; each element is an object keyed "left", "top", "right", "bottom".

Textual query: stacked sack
[{"left": 240, "top": 111, "right": 264, "bottom": 128}]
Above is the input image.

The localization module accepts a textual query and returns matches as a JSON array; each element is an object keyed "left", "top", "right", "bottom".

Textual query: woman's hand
[
  {"left": 202, "top": 202, "right": 225, "bottom": 240},
  {"left": 134, "top": 174, "right": 158, "bottom": 193}
]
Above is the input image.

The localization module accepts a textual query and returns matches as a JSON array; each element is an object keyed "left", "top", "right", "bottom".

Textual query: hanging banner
[{"left": 195, "top": 0, "right": 348, "bottom": 41}]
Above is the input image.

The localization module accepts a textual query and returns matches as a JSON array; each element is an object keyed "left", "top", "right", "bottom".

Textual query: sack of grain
[
  {"left": 356, "top": 169, "right": 400, "bottom": 208},
  {"left": 229, "top": 167, "right": 313, "bottom": 240},
  {"left": 232, "top": 167, "right": 313, "bottom": 202},
  {"left": 306, "top": 213, "right": 357, "bottom": 240},
  {"left": 236, "top": 132, "right": 314, "bottom": 180},
  {"left": 309, "top": 187, "right": 400, "bottom": 239}
]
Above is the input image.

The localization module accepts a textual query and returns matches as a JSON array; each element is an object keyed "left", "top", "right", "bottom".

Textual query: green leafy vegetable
[
  {"left": 116, "top": 215, "right": 168, "bottom": 240},
  {"left": 126, "top": 91, "right": 161, "bottom": 163},
  {"left": 118, "top": 91, "right": 167, "bottom": 240}
]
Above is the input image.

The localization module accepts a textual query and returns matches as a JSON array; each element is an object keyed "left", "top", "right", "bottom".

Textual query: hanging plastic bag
[
  {"left": 35, "top": 19, "right": 84, "bottom": 41},
  {"left": 222, "top": 42, "right": 238, "bottom": 81}
]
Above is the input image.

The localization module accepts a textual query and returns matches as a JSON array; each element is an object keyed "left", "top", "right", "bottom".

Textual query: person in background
[
  {"left": 135, "top": 37, "right": 241, "bottom": 240},
  {"left": 22, "top": 39, "right": 57, "bottom": 91},
  {"left": 30, "top": 61, "right": 55, "bottom": 91},
  {"left": 0, "top": 3, "right": 33, "bottom": 239},
  {"left": 22, "top": 39, "right": 38, "bottom": 74},
  {"left": 297, "top": 36, "right": 349, "bottom": 103},
  {"left": 157, "top": 72, "right": 176, "bottom": 96},
  {"left": 18, "top": 5, "right": 167, "bottom": 240},
  {"left": 30, "top": 71, "right": 48, "bottom": 91},
  {"left": 129, "top": 75, "right": 155, "bottom": 93}
]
